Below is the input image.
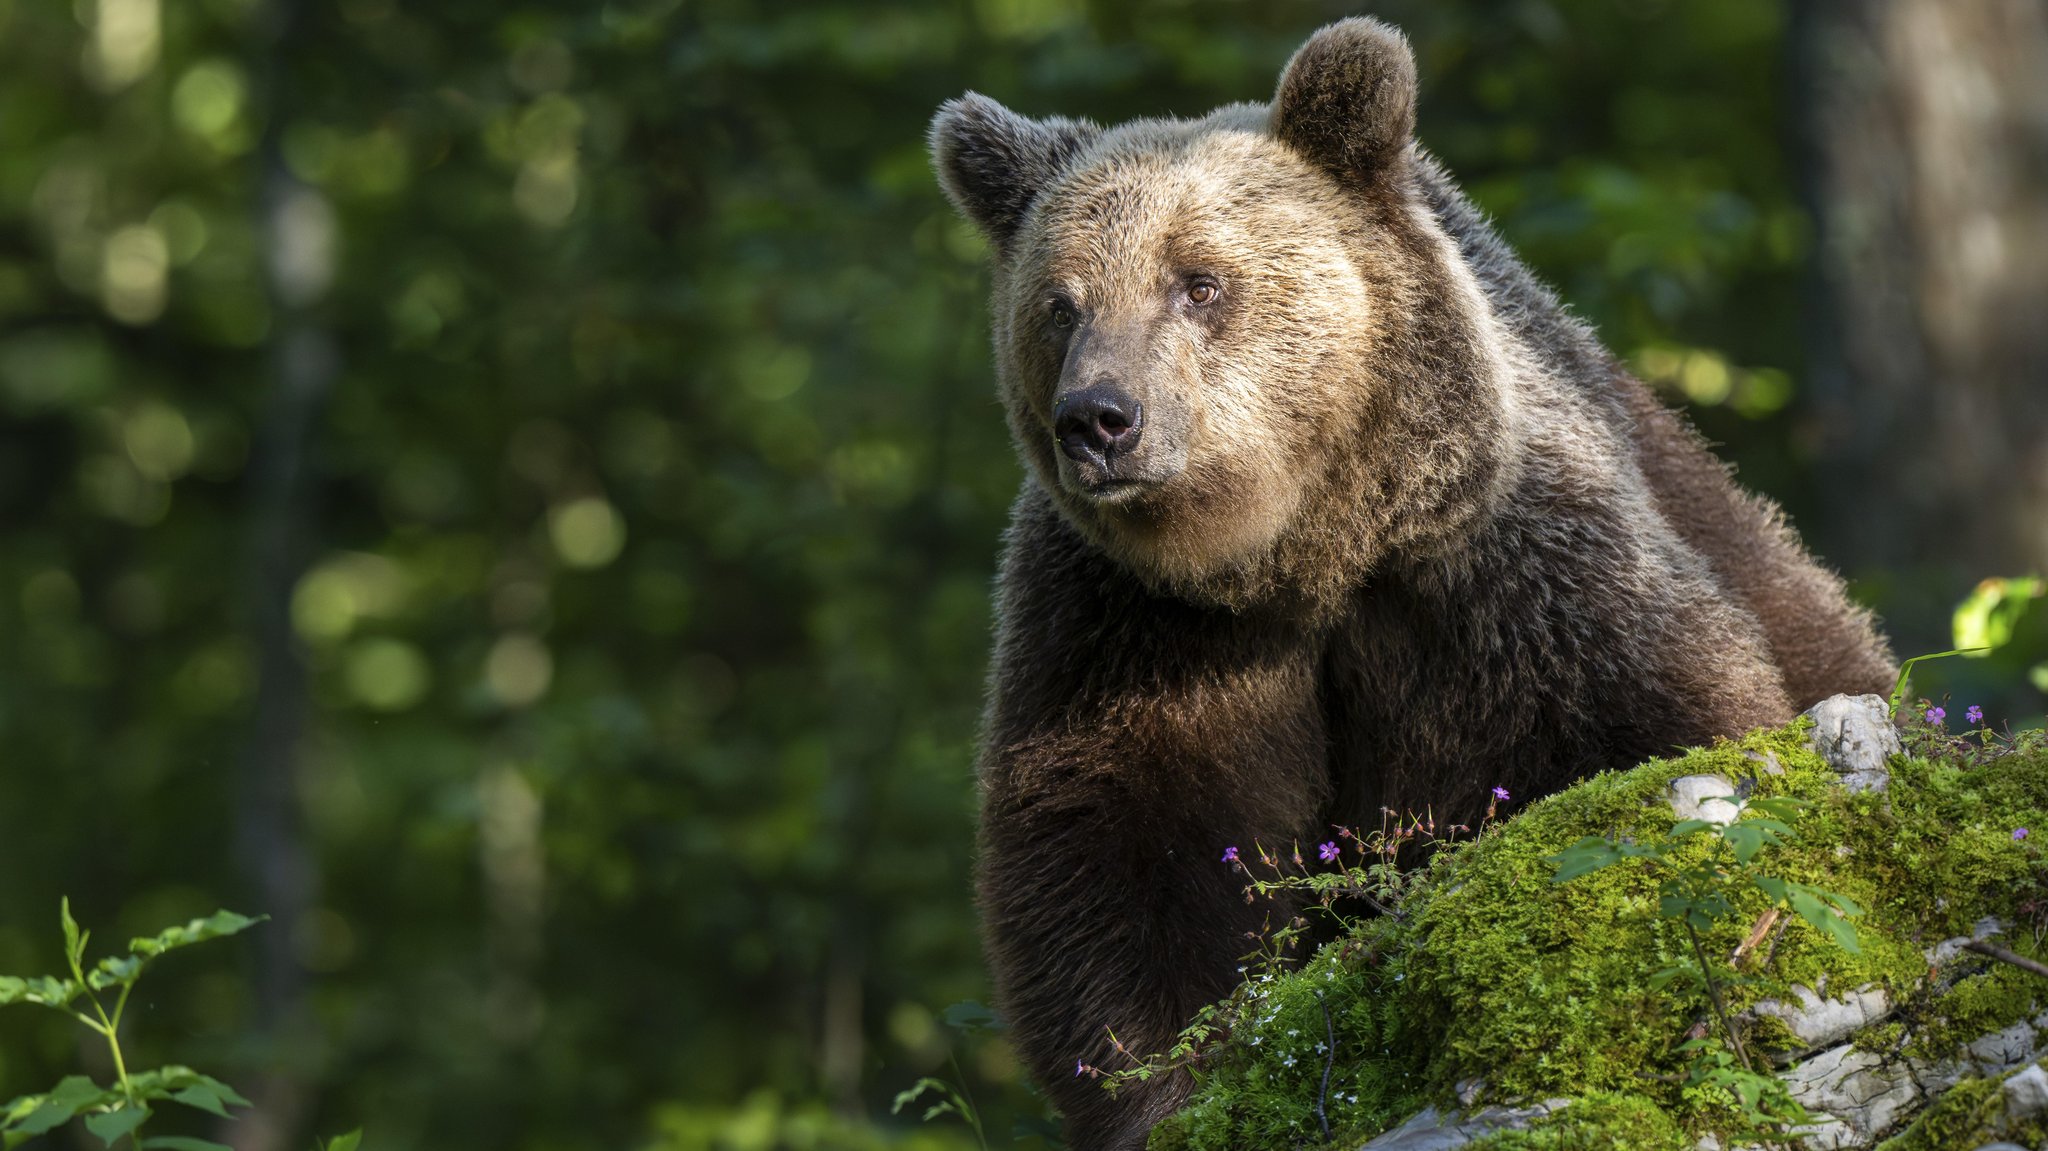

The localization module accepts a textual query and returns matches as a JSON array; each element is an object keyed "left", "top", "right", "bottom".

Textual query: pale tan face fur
[{"left": 993, "top": 116, "right": 1378, "bottom": 592}]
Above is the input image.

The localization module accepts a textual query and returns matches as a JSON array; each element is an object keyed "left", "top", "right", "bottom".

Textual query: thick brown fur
[{"left": 930, "top": 17, "right": 1895, "bottom": 1150}]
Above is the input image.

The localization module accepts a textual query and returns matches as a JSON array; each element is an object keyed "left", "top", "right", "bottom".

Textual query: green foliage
[
  {"left": 0, "top": 902, "right": 260, "bottom": 1150},
  {"left": 1548, "top": 792, "right": 1857, "bottom": 1138},
  {"left": 1146, "top": 724, "right": 2048, "bottom": 1150}
]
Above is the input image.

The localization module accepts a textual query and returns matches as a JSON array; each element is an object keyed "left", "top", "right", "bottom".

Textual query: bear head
[{"left": 931, "top": 18, "right": 1519, "bottom": 613}]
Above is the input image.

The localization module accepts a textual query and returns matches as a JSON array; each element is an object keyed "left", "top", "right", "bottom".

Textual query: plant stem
[
  {"left": 1683, "top": 920, "right": 1752, "bottom": 1073},
  {"left": 1314, "top": 992, "right": 1335, "bottom": 1140},
  {"left": 946, "top": 1050, "right": 987, "bottom": 1151}
]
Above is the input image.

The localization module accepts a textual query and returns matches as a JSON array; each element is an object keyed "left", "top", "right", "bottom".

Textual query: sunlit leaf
[
  {"left": 1789, "top": 890, "right": 1860, "bottom": 954},
  {"left": 1952, "top": 576, "right": 2044, "bottom": 654},
  {"left": 127, "top": 911, "right": 265, "bottom": 960},
  {"left": 142, "top": 1138, "right": 235, "bottom": 1151}
]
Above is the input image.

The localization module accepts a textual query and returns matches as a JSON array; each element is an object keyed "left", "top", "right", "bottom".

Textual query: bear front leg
[
  {"left": 976, "top": 571, "right": 1329, "bottom": 1147},
  {"left": 979, "top": 727, "right": 1326, "bottom": 1151}
]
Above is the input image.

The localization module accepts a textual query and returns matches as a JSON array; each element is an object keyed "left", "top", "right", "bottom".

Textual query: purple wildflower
[
  {"left": 1925, "top": 706, "right": 1947, "bottom": 725},
  {"left": 2017, "top": 828, "right": 2031, "bottom": 842},
  {"left": 1318, "top": 841, "right": 1340, "bottom": 863},
  {"left": 1491, "top": 786, "right": 1510, "bottom": 801},
  {"left": 1076, "top": 1060, "right": 1086, "bottom": 1077},
  {"left": 1968, "top": 705, "right": 1985, "bottom": 725},
  {"left": 1221, "top": 845, "right": 1240, "bottom": 864}
]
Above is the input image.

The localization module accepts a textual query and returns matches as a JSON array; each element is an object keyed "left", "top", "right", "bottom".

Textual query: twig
[
  {"left": 1732, "top": 908, "right": 1781, "bottom": 966},
  {"left": 1758, "top": 912, "right": 1792, "bottom": 973},
  {"left": 1314, "top": 992, "right": 1335, "bottom": 1140},
  {"left": 1963, "top": 939, "right": 2048, "bottom": 981}
]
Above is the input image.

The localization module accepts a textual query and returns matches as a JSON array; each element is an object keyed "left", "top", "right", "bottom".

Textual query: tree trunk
[
  {"left": 1797, "top": 0, "right": 2048, "bottom": 646},
  {"left": 231, "top": 0, "right": 336, "bottom": 1143}
]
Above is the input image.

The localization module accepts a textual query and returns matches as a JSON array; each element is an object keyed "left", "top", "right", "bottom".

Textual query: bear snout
[{"left": 1053, "top": 384, "right": 1144, "bottom": 467}]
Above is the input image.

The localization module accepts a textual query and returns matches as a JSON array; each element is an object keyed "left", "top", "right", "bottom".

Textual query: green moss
[
  {"left": 1465, "top": 1092, "right": 1690, "bottom": 1151},
  {"left": 1145, "top": 725, "right": 2048, "bottom": 1151},
  {"left": 1874, "top": 1062, "right": 2048, "bottom": 1151}
]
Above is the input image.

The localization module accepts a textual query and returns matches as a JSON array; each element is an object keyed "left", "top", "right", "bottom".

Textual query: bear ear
[
  {"left": 1272, "top": 17, "right": 1418, "bottom": 180},
  {"left": 930, "top": 93, "right": 1098, "bottom": 257}
]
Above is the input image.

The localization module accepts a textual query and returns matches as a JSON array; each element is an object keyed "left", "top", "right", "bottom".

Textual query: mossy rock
[{"left": 1145, "top": 720, "right": 2048, "bottom": 1151}]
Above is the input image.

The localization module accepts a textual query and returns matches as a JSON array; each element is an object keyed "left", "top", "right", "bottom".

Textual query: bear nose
[{"left": 1053, "top": 385, "right": 1143, "bottom": 464}]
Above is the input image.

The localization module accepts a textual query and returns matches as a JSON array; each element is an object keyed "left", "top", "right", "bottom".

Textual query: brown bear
[{"left": 928, "top": 17, "right": 1893, "bottom": 1150}]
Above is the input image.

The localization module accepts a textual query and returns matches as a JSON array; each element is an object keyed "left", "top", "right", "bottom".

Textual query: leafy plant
[
  {"left": 1549, "top": 795, "right": 1860, "bottom": 1141},
  {"left": 891, "top": 1001, "right": 1005, "bottom": 1151},
  {"left": 0, "top": 900, "right": 348, "bottom": 1151}
]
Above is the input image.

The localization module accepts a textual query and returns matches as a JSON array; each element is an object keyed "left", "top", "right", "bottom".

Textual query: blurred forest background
[{"left": 1, "top": 0, "right": 2045, "bottom": 1148}]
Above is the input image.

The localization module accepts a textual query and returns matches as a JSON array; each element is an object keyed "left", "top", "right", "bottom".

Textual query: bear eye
[
  {"left": 1049, "top": 300, "right": 1075, "bottom": 329},
  {"left": 1186, "top": 278, "right": 1220, "bottom": 306}
]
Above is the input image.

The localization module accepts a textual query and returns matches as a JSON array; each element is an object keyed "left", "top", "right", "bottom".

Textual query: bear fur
[{"left": 928, "top": 17, "right": 1894, "bottom": 1150}]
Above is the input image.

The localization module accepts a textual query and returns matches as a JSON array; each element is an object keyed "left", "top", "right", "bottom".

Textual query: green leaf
[
  {"left": 891, "top": 1078, "right": 947, "bottom": 1116},
  {"left": 320, "top": 1131, "right": 363, "bottom": 1151},
  {"left": 61, "top": 899, "right": 87, "bottom": 972},
  {"left": 940, "top": 1000, "right": 1004, "bottom": 1034},
  {"left": 142, "top": 1138, "right": 236, "bottom": 1151},
  {"left": 170, "top": 1085, "right": 234, "bottom": 1119},
  {"left": 86, "top": 1105, "right": 151, "bottom": 1147},
  {"left": 192, "top": 1075, "right": 250, "bottom": 1110},
  {"left": 1668, "top": 819, "right": 1716, "bottom": 839},
  {"left": 1952, "top": 576, "right": 2044, "bottom": 654},
  {"left": 127, "top": 911, "right": 265, "bottom": 960},
  {"left": 1743, "top": 796, "right": 1808, "bottom": 822},
  {"left": 1548, "top": 838, "right": 1623, "bottom": 882},
  {"left": 8, "top": 1077, "right": 115, "bottom": 1136},
  {"left": 1890, "top": 647, "right": 1987, "bottom": 713},
  {"left": 1789, "top": 890, "right": 1861, "bottom": 954},
  {"left": 89, "top": 955, "right": 142, "bottom": 991}
]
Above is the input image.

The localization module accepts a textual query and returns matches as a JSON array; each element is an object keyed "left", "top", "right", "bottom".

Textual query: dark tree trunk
[
  {"left": 1796, "top": 0, "right": 2048, "bottom": 648},
  {"left": 231, "top": 0, "right": 336, "bottom": 1143}
]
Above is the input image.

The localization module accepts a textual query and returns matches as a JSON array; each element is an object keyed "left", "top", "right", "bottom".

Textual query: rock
[
  {"left": 2000, "top": 1062, "right": 2048, "bottom": 1120},
  {"left": 1356, "top": 1101, "right": 1571, "bottom": 1150},
  {"left": 1927, "top": 917, "right": 2012, "bottom": 967},
  {"left": 1781, "top": 1044, "right": 1927, "bottom": 1147},
  {"left": 1668, "top": 774, "right": 1740, "bottom": 824},
  {"left": 1751, "top": 984, "right": 1890, "bottom": 1051},
  {"left": 1801, "top": 694, "right": 1901, "bottom": 794},
  {"left": 1744, "top": 748, "right": 1786, "bottom": 776},
  {"left": 1453, "top": 1077, "right": 1484, "bottom": 1108}
]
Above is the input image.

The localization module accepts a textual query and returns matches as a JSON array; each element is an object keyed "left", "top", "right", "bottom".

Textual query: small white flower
[{"left": 1282, "top": 1054, "right": 1297, "bottom": 1067}]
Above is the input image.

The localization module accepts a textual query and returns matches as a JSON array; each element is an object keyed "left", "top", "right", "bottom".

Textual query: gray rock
[
  {"left": 1928, "top": 918, "right": 2013, "bottom": 967},
  {"left": 2001, "top": 1062, "right": 2048, "bottom": 1120},
  {"left": 1802, "top": 694, "right": 1901, "bottom": 794},
  {"left": 1357, "top": 1100, "right": 1571, "bottom": 1150},
  {"left": 1668, "top": 774, "right": 1740, "bottom": 824},
  {"left": 1781, "top": 1044, "right": 1925, "bottom": 1147},
  {"left": 1752, "top": 984, "right": 1891, "bottom": 1050}
]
